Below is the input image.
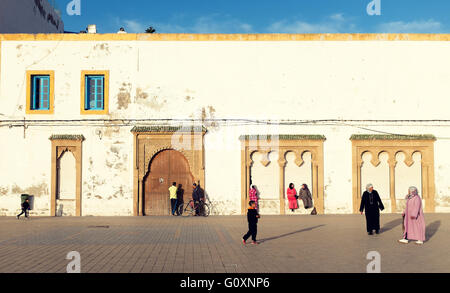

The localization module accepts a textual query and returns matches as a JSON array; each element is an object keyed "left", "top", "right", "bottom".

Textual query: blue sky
[{"left": 54, "top": 0, "right": 450, "bottom": 33}]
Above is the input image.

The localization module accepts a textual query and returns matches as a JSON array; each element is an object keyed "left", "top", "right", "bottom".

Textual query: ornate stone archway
[
  {"left": 240, "top": 135, "right": 326, "bottom": 215},
  {"left": 131, "top": 126, "right": 206, "bottom": 216},
  {"left": 351, "top": 134, "right": 436, "bottom": 213},
  {"left": 49, "top": 135, "right": 84, "bottom": 216}
]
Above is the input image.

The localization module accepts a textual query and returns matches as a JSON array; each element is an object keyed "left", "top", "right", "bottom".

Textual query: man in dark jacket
[
  {"left": 242, "top": 201, "right": 260, "bottom": 245},
  {"left": 360, "top": 184, "right": 385, "bottom": 235},
  {"left": 192, "top": 183, "right": 204, "bottom": 216},
  {"left": 17, "top": 199, "right": 30, "bottom": 219}
]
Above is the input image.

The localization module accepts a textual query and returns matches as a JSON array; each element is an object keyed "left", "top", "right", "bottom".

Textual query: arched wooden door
[{"left": 144, "top": 150, "right": 194, "bottom": 215}]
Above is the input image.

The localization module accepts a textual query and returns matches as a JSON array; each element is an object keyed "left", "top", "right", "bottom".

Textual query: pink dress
[
  {"left": 287, "top": 188, "right": 298, "bottom": 209},
  {"left": 403, "top": 195, "right": 426, "bottom": 241}
]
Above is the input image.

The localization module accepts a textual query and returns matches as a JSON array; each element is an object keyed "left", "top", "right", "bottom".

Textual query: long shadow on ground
[
  {"left": 381, "top": 218, "right": 403, "bottom": 233},
  {"left": 259, "top": 225, "right": 325, "bottom": 243},
  {"left": 426, "top": 220, "right": 441, "bottom": 242}
]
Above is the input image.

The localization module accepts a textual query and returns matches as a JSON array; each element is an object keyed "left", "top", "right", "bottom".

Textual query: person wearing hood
[
  {"left": 360, "top": 184, "right": 385, "bottom": 235},
  {"left": 287, "top": 183, "right": 298, "bottom": 212},
  {"left": 399, "top": 186, "right": 426, "bottom": 245}
]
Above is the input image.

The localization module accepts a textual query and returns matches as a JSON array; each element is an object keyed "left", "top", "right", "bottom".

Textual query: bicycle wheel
[
  {"left": 202, "top": 203, "right": 210, "bottom": 217},
  {"left": 181, "top": 201, "right": 195, "bottom": 217}
]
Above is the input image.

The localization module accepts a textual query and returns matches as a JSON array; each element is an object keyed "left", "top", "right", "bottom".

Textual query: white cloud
[
  {"left": 118, "top": 14, "right": 253, "bottom": 34},
  {"left": 123, "top": 20, "right": 146, "bottom": 33},
  {"left": 329, "top": 13, "right": 345, "bottom": 22},
  {"left": 267, "top": 13, "right": 354, "bottom": 34},
  {"left": 376, "top": 19, "right": 442, "bottom": 33}
]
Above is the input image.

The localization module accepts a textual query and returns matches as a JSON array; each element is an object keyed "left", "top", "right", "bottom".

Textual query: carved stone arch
[
  {"left": 284, "top": 150, "right": 304, "bottom": 167},
  {"left": 351, "top": 134, "right": 436, "bottom": 213},
  {"left": 240, "top": 134, "right": 326, "bottom": 215},
  {"left": 131, "top": 126, "right": 206, "bottom": 216},
  {"left": 49, "top": 135, "right": 84, "bottom": 217},
  {"left": 361, "top": 150, "right": 378, "bottom": 167},
  {"left": 145, "top": 146, "right": 194, "bottom": 177}
]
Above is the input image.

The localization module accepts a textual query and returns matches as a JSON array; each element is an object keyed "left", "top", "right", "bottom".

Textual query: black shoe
[
  {"left": 368, "top": 231, "right": 373, "bottom": 235},
  {"left": 375, "top": 230, "right": 380, "bottom": 234}
]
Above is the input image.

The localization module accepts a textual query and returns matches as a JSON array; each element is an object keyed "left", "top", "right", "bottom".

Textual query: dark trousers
[
  {"left": 17, "top": 208, "right": 29, "bottom": 218},
  {"left": 243, "top": 223, "right": 257, "bottom": 241},
  {"left": 170, "top": 199, "right": 178, "bottom": 215},
  {"left": 194, "top": 200, "right": 203, "bottom": 216}
]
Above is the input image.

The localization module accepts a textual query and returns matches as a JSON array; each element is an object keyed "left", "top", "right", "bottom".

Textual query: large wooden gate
[{"left": 144, "top": 149, "right": 194, "bottom": 216}]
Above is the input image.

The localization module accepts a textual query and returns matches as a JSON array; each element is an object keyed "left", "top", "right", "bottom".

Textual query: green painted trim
[
  {"left": 49, "top": 135, "right": 85, "bottom": 141},
  {"left": 350, "top": 134, "right": 436, "bottom": 141},
  {"left": 239, "top": 134, "right": 326, "bottom": 141},
  {"left": 131, "top": 125, "right": 207, "bottom": 133}
]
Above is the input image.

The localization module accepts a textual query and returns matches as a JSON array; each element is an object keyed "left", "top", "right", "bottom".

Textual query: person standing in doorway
[
  {"left": 17, "top": 199, "right": 30, "bottom": 220},
  {"left": 249, "top": 185, "right": 259, "bottom": 211},
  {"left": 242, "top": 201, "right": 260, "bottom": 245},
  {"left": 287, "top": 183, "right": 298, "bottom": 212},
  {"left": 299, "top": 183, "right": 316, "bottom": 214},
  {"left": 399, "top": 186, "right": 426, "bottom": 245},
  {"left": 169, "top": 182, "right": 178, "bottom": 216},
  {"left": 360, "top": 184, "right": 385, "bottom": 235},
  {"left": 175, "top": 184, "right": 184, "bottom": 216}
]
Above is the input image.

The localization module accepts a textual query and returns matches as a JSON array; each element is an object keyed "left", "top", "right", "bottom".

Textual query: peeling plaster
[
  {"left": 117, "top": 83, "right": 132, "bottom": 110},
  {"left": 11, "top": 182, "right": 49, "bottom": 197}
]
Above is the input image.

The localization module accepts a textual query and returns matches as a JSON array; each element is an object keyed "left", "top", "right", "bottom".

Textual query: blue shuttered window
[
  {"left": 31, "top": 75, "right": 50, "bottom": 110},
  {"left": 85, "top": 75, "right": 105, "bottom": 110}
]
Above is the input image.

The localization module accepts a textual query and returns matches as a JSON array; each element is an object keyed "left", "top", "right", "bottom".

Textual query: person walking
[
  {"left": 242, "top": 201, "right": 260, "bottom": 245},
  {"left": 249, "top": 185, "right": 259, "bottom": 211},
  {"left": 287, "top": 183, "right": 298, "bottom": 212},
  {"left": 360, "top": 184, "right": 385, "bottom": 235},
  {"left": 399, "top": 186, "right": 426, "bottom": 245},
  {"left": 169, "top": 182, "right": 178, "bottom": 216},
  {"left": 17, "top": 199, "right": 30, "bottom": 220}
]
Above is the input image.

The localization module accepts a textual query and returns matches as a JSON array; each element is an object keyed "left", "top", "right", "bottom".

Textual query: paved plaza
[{"left": 0, "top": 214, "right": 448, "bottom": 273}]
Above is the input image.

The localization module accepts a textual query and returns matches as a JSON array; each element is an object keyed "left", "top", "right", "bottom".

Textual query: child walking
[
  {"left": 242, "top": 201, "right": 260, "bottom": 245},
  {"left": 17, "top": 199, "right": 30, "bottom": 219}
]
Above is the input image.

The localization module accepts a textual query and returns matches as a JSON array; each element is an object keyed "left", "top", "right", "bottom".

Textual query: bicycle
[{"left": 178, "top": 199, "right": 210, "bottom": 217}]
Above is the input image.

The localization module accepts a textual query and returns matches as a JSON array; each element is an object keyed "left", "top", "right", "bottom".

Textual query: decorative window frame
[
  {"left": 26, "top": 70, "right": 55, "bottom": 114},
  {"left": 80, "top": 70, "right": 109, "bottom": 115},
  {"left": 49, "top": 135, "right": 85, "bottom": 216},
  {"left": 240, "top": 135, "right": 326, "bottom": 215},
  {"left": 350, "top": 134, "right": 436, "bottom": 213},
  {"left": 131, "top": 126, "right": 207, "bottom": 216}
]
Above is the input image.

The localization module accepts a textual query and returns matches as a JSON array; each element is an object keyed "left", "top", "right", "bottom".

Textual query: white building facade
[
  {"left": 0, "top": 0, "right": 64, "bottom": 34},
  {"left": 0, "top": 33, "right": 449, "bottom": 217}
]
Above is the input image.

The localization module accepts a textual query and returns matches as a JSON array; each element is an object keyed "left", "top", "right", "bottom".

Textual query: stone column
[
  {"left": 388, "top": 156, "right": 397, "bottom": 213},
  {"left": 278, "top": 155, "right": 286, "bottom": 215}
]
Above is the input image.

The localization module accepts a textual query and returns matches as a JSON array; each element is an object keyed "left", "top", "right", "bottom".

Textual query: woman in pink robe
[
  {"left": 399, "top": 186, "right": 426, "bottom": 245},
  {"left": 287, "top": 183, "right": 298, "bottom": 212}
]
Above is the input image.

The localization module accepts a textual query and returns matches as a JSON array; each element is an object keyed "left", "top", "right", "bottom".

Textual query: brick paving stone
[{"left": 0, "top": 214, "right": 449, "bottom": 273}]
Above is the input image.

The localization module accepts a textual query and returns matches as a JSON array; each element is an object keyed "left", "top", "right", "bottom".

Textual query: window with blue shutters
[
  {"left": 31, "top": 75, "right": 50, "bottom": 110},
  {"left": 85, "top": 75, "right": 105, "bottom": 110}
]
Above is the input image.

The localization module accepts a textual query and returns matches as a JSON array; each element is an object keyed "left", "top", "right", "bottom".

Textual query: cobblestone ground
[{"left": 0, "top": 214, "right": 448, "bottom": 273}]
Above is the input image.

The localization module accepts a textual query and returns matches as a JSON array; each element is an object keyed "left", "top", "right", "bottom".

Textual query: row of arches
[{"left": 250, "top": 151, "right": 313, "bottom": 215}]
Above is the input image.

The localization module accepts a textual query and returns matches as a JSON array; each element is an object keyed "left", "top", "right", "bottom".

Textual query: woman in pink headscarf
[
  {"left": 398, "top": 186, "right": 426, "bottom": 245},
  {"left": 287, "top": 183, "right": 298, "bottom": 212}
]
